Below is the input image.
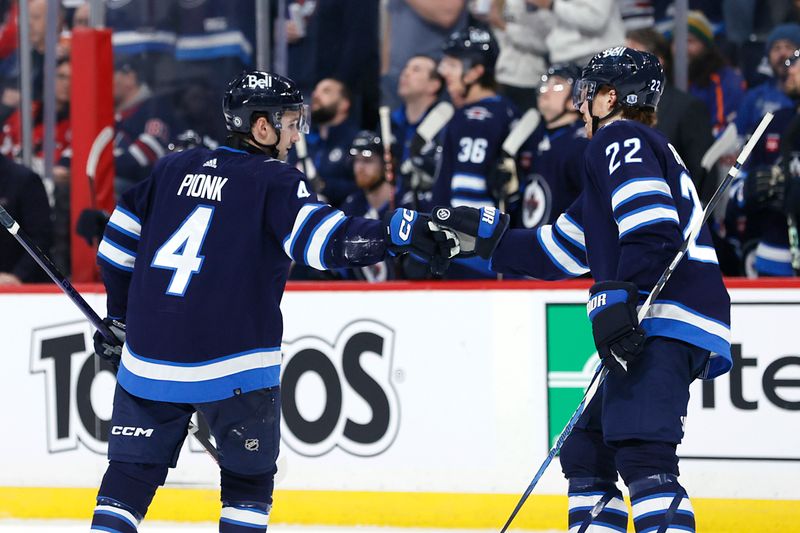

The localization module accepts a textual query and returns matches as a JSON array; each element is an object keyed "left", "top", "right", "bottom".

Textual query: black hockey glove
[
  {"left": 587, "top": 281, "right": 646, "bottom": 372},
  {"left": 400, "top": 137, "right": 441, "bottom": 192},
  {"left": 486, "top": 157, "right": 520, "bottom": 203},
  {"left": 76, "top": 209, "right": 110, "bottom": 246},
  {"left": 384, "top": 208, "right": 460, "bottom": 276},
  {"left": 429, "top": 205, "right": 509, "bottom": 259},
  {"left": 93, "top": 317, "right": 126, "bottom": 370},
  {"left": 743, "top": 165, "right": 785, "bottom": 212}
]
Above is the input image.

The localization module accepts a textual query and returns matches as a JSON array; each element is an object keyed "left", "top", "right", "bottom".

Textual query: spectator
[
  {"left": 619, "top": 0, "right": 656, "bottom": 31},
  {"left": 105, "top": 0, "right": 178, "bottom": 88},
  {"left": 0, "top": 154, "right": 52, "bottom": 284},
  {"left": 490, "top": 0, "right": 555, "bottom": 113},
  {"left": 174, "top": 0, "right": 256, "bottom": 93},
  {"left": 513, "top": 64, "right": 588, "bottom": 229},
  {"left": 528, "top": 0, "right": 625, "bottom": 66},
  {"left": 381, "top": 0, "right": 467, "bottom": 109},
  {"left": 288, "top": 0, "right": 379, "bottom": 129},
  {"left": 735, "top": 23, "right": 800, "bottom": 137},
  {"left": 0, "top": 0, "right": 64, "bottom": 124},
  {"left": 684, "top": 10, "right": 747, "bottom": 136},
  {"left": 304, "top": 77, "right": 360, "bottom": 207},
  {"left": 390, "top": 54, "right": 444, "bottom": 209},
  {"left": 626, "top": 27, "right": 715, "bottom": 203},
  {"left": 112, "top": 58, "right": 182, "bottom": 194},
  {"left": 725, "top": 50, "right": 800, "bottom": 277}
]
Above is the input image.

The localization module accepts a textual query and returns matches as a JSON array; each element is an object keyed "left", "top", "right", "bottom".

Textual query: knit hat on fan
[{"left": 687, "top": 10, "right": 714, "bottom": 49}]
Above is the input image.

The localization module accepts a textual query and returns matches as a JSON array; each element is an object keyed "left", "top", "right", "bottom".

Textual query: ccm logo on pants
[{"left": 111, "top": 426, "right": 154, "bottom": 437}]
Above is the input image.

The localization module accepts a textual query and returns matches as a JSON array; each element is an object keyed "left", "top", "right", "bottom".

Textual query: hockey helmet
[
  {"left": 572, "top": 47, "right": 664, "bottom": 111},
  {"left": 540, "top": 63, "right": 583, "bottom": 88},
  {"left": 442, "top": 25, "right": 499, "bottom": 75},
  {"left": 223, "top": 71, "right": 309, "bottom": 135},
  {"left": 349, "top": 130, "right": 383, "bottom": 158}
]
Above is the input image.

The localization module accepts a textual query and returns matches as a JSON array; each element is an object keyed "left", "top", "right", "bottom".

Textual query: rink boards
[{"left": 0, "top": 279, "right": 798, "bottom": 532}]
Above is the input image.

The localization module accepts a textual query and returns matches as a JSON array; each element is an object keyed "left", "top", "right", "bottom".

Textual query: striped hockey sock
[
  {"left": 568, "top": 478, "right": 629, "bottom": 533},
  {"left": 629, "top": 474, "right": 695, "bottom": 533},
  {"left": 90, "top": 497, "right": 142, "bottom": 533},
  {"left": 219, "top": 503, "right": 271, "bottom": 532}
]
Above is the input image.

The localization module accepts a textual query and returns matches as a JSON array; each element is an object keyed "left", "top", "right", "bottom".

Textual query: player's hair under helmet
[
  {"left": 572, "top": 47, "right": 664, "bottom": 133},
  {"left": 223, "top": 71, "right": 309, "bottom": 156}
]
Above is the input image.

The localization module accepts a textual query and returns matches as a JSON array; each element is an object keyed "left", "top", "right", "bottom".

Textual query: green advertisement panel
[{"left": 545, "top": 303, "right": 598, "bottom": 447}]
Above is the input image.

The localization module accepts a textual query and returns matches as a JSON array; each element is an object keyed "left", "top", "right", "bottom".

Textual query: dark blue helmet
[
  {"left": 572, "top": 47, "right": 664, "bottom": 111},
  {"left": 223, "top": 71, "right": 309, "bottom": 134},
  {"left": 442, "top": 26, "right": 499, "bottom": 75},
  {"left": 540, "top": 63, "right": 583, "bottom": 87},
  {"left": 349, "top": 130, "right": 383, "bottom": 157}
]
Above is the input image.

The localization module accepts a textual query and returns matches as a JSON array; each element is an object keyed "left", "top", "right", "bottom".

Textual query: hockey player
[
  {"left": 89, "top": 71, "right": 457, "bottom": 533},
  {"left": 514, "top": 63, "right": 588, "bottom": 229},
  {"left": 430, "top": 48, "right": 732, "bottom": 533},
  {"left": 434, "top": 25, "right": 518, "bottom": 278}
]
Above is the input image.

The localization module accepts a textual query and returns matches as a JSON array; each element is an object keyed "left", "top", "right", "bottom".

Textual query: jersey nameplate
[{"left": 177, "top": 173, "right": 229, "bottom": 202}]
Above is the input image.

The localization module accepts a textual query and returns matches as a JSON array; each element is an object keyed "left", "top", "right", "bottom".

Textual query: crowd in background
[{"left": 1, "top": 0, "right": 799, "bottom": 283}]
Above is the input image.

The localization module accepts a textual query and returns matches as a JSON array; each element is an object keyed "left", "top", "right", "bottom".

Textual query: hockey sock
[
  {"left": 629, "top": 473, "right": 695, "bottom": 533},
  {"left": 219, "top": 502, "right": 271, "bottom": 532},
  {"left": 568, "top": 477, "right": 628, "bottom": 533},
  {"left": 90, "top": 497, "right": 142, "bottom": 533}
]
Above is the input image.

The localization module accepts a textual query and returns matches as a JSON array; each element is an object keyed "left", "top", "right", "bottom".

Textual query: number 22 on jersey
[{"left": 151, "top": 205, "right": 215, "bottom": 296}]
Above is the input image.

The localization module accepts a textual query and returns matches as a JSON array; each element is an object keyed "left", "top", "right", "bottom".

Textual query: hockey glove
[
  {"left": 587, "top": 281, "right": 646, "bottom": 372},
  {"left": 429, "top": 205, "right": 509, "bottom": 259},
  {"left": 400, "top": 137, "right": 441, "bottom": 192},
  {"left": 486, "top": 157, "right": 520, "bottom": 204},
  {"left": 93, "top": 317, "right": 126, "bottom": 370},
  {"left": 743, "top": 165, "right": 785, "bottom": 212},
  {"left": 384, "top": 208, "right": 460, "bottom": 276},
  {"left": 76, "top": 209, "right": 110, "bottom": 246}
]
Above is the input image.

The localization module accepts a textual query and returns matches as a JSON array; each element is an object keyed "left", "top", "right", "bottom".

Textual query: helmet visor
[
  {"left": 298, "top": 104, "right": 310, "bottom": 134},
  {"left": 572, "top": 79, "right": 597, "bottom": 111}
]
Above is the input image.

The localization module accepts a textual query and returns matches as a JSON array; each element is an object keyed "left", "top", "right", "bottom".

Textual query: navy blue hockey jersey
[
  {"left": 97, "top": 145, "right": 386, "bottom": 403},
  {"left": 433, "top": 95, "right": 518, "bottom": 209},
  {"left": 727, "top": 107, "right": 796, "bottom": 275},
  {"left": 514, "top": 119, "right": 588, "bottom": 229},
  {"left": 492, "top": 120, "right": 732, "bottom": 379}
]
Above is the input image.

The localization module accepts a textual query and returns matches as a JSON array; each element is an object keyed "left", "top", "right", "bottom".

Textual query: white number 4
[
  {"left": 297, "top": 180, "right": 311, "bottom": 199},
  {"left": 152, "top": 205, "right": 215, "bottom": 296}
]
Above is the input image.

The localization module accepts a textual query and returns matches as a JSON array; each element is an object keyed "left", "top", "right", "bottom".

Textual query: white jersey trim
[
  {"left": 451, "top": 173, "right": 487, "bottom": 193},
  {"left": 283, "top": 203, "right": 324, "bottom": 260},
  {"left": 555, "top": 213, "right": 586, "bottom": 250},
  {"left": 220, "top": 506, "right": 270, "bottom": 527},
  {"left": 109, "top": 208, "right": 142, "bottom": 238},
  {"left": 538, "top": 225, "right": 589, "bottom": 276},
  {"left": 120, "top": 345, "right": 281, "bottom": 383},
  {"left": 611, "top": 177, "right": 672, "bottom": 211},
  {"left": 98, "top": 238, "right": 136, "bottom": 271},
  {"left": 305, "top": 210, "right": 346, "bottom": 270},
  {"left": 617, "top": 205, "right": 679, "bottom": 238}
]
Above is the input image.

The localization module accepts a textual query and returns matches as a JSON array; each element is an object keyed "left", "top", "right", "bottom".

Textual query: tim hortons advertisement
[{"left": 0, "top": 286, "right": 798, "bottom": 500}]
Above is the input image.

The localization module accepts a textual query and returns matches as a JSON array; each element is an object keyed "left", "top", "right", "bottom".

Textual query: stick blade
[
  {"left": 502, "top": 109, "right": 541, "bottom": 157},
  {"left": 700, "top": 123, "right": 737, "bottom": 172},
  {"left": 417, "top": 101, "right": 455, "bottom": 142}
]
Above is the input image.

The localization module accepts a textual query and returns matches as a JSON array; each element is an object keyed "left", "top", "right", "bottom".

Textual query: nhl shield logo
[{"left": 245, "top": 439, "right": 259, "bottom": 452}]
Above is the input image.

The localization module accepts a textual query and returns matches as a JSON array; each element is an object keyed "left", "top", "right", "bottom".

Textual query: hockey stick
[
  {"left": 378, "top": 106, "right": 396, "bottom": 210},
  {"left": 399, "top": 102, "right": 455, "bottom": 208},
  {"left": 86, "top": 126, "right": 114, "bottom": 209},
  {"left": 0, "top": 205, "right": 219, "bottom": 462},
  {"left": 700, "top": 122, "right": 738, "bottom": 173},
  {"left": 498, "top": 112, "right": 773, "bottom": 533}
]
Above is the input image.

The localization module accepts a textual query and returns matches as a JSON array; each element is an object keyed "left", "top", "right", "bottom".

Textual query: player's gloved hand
[
  {"left": 76, "top": 209, "right": 110, "bottom": 246},
  {"left": 429, "top": 205, "right": 509, "bottom": 259},
  {"left": 93, "top": 317, "right": 126, "bottom": 370},
  {"left": 587, "top": 281, "right": 646, "bottom": 372},
  {"left": 384, "top": 208, "right": 460, "bottom": 276},
  {"left": 743, "top": 165, "right": 785, "bottom": 211},
  {"left": 487, "top": 157, "right": 519, "bottom": 203},
  {"left": 401, "top": 138, "right": 441, "bottom": 192}
]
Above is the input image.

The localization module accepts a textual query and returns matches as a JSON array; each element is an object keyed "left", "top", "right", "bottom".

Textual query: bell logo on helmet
[
  {"left": 245, "top": 74, "right": 271, "bottom": 89},
  {"left": 602, "top": 46, "right": 627, "bottom": 57}
]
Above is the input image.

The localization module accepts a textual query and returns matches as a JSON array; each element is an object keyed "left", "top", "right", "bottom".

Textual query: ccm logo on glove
[{"left": 398, "top": 209, "right": 415, "bottom": 242}]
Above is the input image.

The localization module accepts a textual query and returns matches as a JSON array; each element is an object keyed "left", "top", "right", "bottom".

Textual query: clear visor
[
  {"left": 298, "top": 104, "right": 310, "bottom": 134},
  {"left": 572, "top": 79, "right": 597, "bottom": 111},
  {"left": 786, "top": 50, "right": 800, "bottom": 69}
]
